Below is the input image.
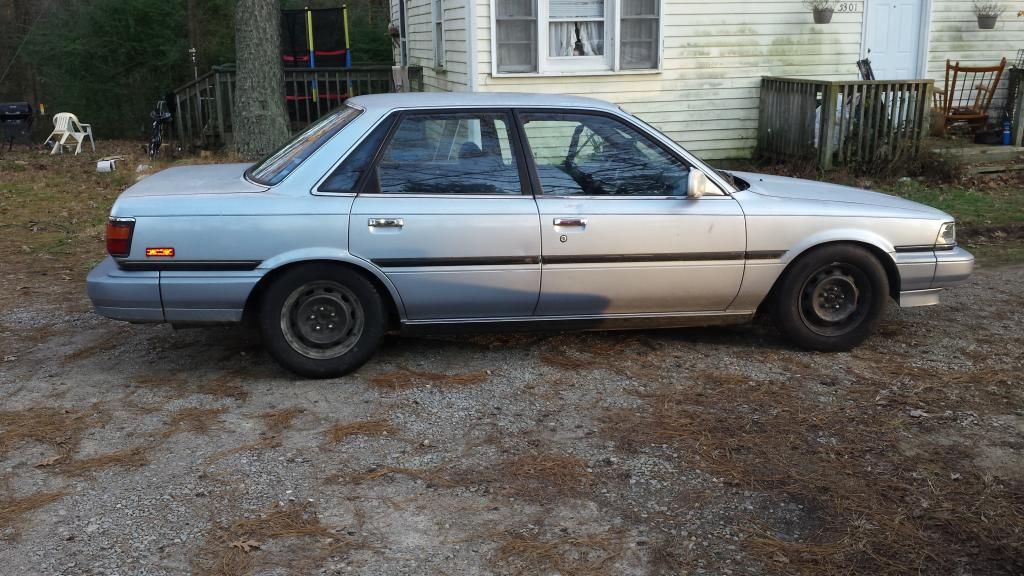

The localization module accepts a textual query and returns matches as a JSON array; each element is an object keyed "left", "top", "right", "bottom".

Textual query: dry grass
[
  {"left": 347, "top": 452, "right": 591, "bottom": 501},
  {"left": 368, "top": 368, "right": 488, "bottom": 391},
  {"left": 493, "top": 531, "right": 624, "bottom": 576},
  {"left": 489, "top": 453, "right": 592, "bottom": 497},
  {"left": 193, "top": 501, "right": 352, "bottom": 576},
  {"left": 196, "top": 373, "right": 250, "bottom": 401},
  {"left": 162, "top": 407, "right": 228, "bottom": 438},
  {"left": 539, "top": 352, "right": 591, "bottom": 370},
  {"left": 260, "top": 407, "right": 303, "bottom": 435},
  {"left": 59, "top": 446, "right": 149, "bottom": 476},
  {"left": 324, "top": 419, "right": 396, "bottom": 445},
  {"left": 61, "top": 333, "right": 126, "bottom": 364},
  {"left": 540, "top": 336, "right": 661, "bottom": 379},
  {"left": 0, "top": 404, "right": 109, "bottom": 464},
  {"left": 603, "top": 366, "right": 1024, "bottom": 575},
  {"left": 0, "top": 490, "right": 66, "bottom": 532},
  {"left": 131, "top": 373, "right": 192, "bottom": 398}
]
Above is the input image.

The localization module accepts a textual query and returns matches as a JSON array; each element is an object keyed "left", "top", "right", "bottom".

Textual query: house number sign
[{"left": 836, "top": 2, "right": 862, "bottom": 12}]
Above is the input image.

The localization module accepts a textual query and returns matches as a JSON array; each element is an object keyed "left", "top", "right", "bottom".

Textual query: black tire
[
  {"left": 770, "top": 244, "right": 889, "bottom": 352},
  {"left": 259, "top": 265, "right": 386, "bottom": 378}
]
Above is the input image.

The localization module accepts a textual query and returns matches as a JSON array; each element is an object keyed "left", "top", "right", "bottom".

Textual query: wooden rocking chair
[{"left": 933, "top": 57, "right": 1007, "bottom": 134}]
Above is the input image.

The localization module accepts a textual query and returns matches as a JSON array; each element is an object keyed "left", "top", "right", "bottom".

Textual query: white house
[{"left": 390, "top": 0, "right": 1022, "bottom": 159}]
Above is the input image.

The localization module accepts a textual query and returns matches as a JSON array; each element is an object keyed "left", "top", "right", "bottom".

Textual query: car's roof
[{"left": 346, "top": 92, "right": 621, "bottom": 113}]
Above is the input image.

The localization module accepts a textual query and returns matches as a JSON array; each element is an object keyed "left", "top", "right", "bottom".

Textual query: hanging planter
[
  {"left": 804, "top": 0, "right": 836, "bottom": 24},
  {"left": 973, "top": 2, "right": 1005, "bottom": 29}
]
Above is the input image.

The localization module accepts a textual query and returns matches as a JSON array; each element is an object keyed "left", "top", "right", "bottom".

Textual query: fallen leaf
[
  {"left": 772, "top": 552, "right": 790, "bottom": 564},
  {"left": 229, "top": 539, "right": 261, "bottom": 553},
  {"left": 2, "top": 355, "right": 16, "bottom": 362},
  {"left": 909, "top": 409, "right": 929, "bottom": 418}
]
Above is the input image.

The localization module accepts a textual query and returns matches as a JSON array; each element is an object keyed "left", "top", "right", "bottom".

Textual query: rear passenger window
[
  {"left": 319, "top": 117, "right": 394, "bottom": 193},
  {"left": 367, "top": 112, "right": 523, "bottom": 195}
]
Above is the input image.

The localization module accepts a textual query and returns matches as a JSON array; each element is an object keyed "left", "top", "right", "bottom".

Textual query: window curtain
[
  {"left": 548, "top": 22, "right": 603, "bottom": 56},
  {"left": 579, "top": 21, "right": 603, "bottom": 55},
  {"left": 548, "top": 22, "right": 575, "bottom": 56}
]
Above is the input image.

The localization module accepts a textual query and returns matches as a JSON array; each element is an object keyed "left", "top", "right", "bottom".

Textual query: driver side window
[{"left": 520, "top": 112, "right": 690, "bottom": 197}]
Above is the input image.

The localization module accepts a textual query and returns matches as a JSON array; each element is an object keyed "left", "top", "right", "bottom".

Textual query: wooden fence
[
  {"left": 173, "top": 65, "right": 423, "bottom": 149},
  {"left": 758, "top": 77, "right": 934, "bottom": 169}
]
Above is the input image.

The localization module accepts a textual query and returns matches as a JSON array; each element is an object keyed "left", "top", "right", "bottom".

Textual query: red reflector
[
  {"left": 145, "top": 247, "right": 174, "bottom": 257},
  {"left": 105, "top": 218, "right": 135, "bottom": 258}
]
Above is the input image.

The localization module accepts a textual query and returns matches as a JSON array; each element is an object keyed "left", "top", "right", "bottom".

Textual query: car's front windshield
[{"left": 246, "top": 104, "right": 362, "bottom": 186}]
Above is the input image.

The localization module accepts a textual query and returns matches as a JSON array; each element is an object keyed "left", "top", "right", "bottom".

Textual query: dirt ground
[{"left": 1, "top": 145, "right": 1023, "bottom": 575}]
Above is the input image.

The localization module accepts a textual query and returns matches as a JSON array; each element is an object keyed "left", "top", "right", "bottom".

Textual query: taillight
[{"left": 106, "top": 217, "right": 135, "bottom": 257}]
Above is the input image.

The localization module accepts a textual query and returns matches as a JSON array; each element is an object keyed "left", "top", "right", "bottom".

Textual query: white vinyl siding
[
  {"left": 479, "top": 0, "right": 866, "bottom": 159},
  {"left": 404, "top": 0, "right": 471, "bottom": 91}
]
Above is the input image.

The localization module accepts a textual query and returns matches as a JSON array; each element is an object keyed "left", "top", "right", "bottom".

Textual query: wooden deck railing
[
  {"left": 173, "top": 65, "right": 423, "bottom": 148},
  {"left": 758, "top": 77, "right": 934, "bottom": 169}
]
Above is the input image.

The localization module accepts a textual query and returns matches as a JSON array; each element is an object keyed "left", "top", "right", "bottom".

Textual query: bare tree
[{"left": 234, "top": 0, "right": 290, "bottom": 160}]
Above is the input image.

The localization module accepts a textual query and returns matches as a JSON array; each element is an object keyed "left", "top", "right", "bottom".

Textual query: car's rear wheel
[
  {"left": 771, "top": 244, "right": 889, "bottom": 351},
  {"left": 259, "top": 265, "right": 385, "bottom": 378}
]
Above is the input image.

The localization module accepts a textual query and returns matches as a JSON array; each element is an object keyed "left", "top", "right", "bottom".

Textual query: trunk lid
[{"left": 121, "top": 163, "right": 265, "bottom": 197}]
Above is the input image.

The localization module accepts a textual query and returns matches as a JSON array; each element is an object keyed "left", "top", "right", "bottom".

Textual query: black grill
[{"left": 1, "top": 102, "right": 34, "bottom": 150}]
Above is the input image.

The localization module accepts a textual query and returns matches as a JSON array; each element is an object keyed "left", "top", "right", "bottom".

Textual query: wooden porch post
[{"left": 819, "top": 83, "right": 839, "bottom": 170}]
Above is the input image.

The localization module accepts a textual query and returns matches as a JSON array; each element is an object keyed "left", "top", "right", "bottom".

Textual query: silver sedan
[{"left": 87, "top": 92, "right": 973, "bottom": 377}]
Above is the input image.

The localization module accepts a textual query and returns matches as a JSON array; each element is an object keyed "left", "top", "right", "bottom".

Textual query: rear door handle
[
  {"left": 553, "top": 217, "right": 587, "bottom": 227},
  {"left": 368, "top": 217, "right": 404, "bottom": 228}
]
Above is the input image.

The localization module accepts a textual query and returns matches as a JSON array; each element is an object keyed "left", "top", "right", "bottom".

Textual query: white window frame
[
  {"left": 434, "top": 0, "right": 446, "bottom": 70},
  {"left": 490, "top": 0, "right": 662, "bottom": 76}
]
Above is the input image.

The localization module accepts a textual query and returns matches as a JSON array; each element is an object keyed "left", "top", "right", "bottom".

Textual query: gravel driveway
[{"left": 1, "top": 264, "right": 1021, "bottom": 575}]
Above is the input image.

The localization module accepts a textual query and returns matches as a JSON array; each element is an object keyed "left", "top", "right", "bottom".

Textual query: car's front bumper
[
  {"left": 86, "top": 256, "right": 164, "bottom": 322},
  {"left": 895, "top": 246, "right": 974, "bottom": 307}
]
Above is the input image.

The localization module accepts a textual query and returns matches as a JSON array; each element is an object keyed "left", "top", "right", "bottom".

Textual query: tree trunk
[{"left": 234, "top": 0, "right": 290, "bottom": 160}]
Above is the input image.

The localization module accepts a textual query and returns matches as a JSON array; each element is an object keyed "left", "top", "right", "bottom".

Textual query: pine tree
[{"left": 234, "top": 0, "right": 290, "bottom": 160}]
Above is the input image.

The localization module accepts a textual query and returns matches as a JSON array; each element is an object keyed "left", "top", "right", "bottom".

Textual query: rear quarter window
[{"left": 246, "top": 105, "right": 362, "bottom": 186}]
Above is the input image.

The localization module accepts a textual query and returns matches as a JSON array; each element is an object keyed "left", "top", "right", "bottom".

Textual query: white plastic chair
[{"left": 45, "top": 112, "right": 95, "bottom": 155}]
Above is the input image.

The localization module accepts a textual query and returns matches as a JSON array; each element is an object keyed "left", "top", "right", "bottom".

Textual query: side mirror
[{"left": 687, "top": 170, "right": 721, "bottom": 198}]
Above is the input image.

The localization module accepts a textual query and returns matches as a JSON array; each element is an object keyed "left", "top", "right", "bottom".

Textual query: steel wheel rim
[
  {"left": 798, "top": 262, "right": 869, "bottom": 336},
  {"left": 280, "top": 281, "right": 364, "bottom": 359}
]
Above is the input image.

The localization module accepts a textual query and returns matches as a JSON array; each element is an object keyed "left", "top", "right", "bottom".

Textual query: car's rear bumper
[
  {"left": 895, "top": 246, "right": 973, "bottom": 308},
  {"left": 86, "top": 256, "right": 164, "bottom": 322},
  {"left": 87, "top": 257, "right": 261, "bottom": 323}
]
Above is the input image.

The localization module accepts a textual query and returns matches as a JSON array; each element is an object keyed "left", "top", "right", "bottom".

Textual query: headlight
[{"left": 935, "top": 222, "right": 956, "bottom": 247}]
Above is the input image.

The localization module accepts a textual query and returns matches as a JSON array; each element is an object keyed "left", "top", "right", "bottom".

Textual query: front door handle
[
  {"left": 553, "top": 217, "right": 587, "bottom": 227},
  {"left": 368, "top": 217, "right": 404, "bottom": 228}
]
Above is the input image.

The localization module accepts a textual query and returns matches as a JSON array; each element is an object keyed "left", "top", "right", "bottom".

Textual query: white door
[{"left": 863, "top": 0, "right": 925, "bottom": 79}]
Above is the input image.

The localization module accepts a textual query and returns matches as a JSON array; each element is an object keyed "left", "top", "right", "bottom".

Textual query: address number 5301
[{"left": 836, "top": 2, "right": 862, "bottom": 12}]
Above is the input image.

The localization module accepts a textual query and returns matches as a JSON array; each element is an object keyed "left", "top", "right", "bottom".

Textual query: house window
[
  {"left": 494, "top": 0, "right": 659, "bottom": 74},
  {"left": 434, "top": 0, "right": 446, "bottom": 69},
  {"left": 620, "top": 0, "right": 658, "bottom": 69},
  {"left": 495, "top": 0, "right": 537, "bottom": 73}
]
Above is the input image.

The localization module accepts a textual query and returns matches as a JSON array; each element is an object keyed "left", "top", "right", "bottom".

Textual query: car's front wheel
[
  {"left": 259, "top": 265, "right": 385, "bottom": 378},
  {"left": 771, "top": 244, "right": 889, "bottom": 352}
]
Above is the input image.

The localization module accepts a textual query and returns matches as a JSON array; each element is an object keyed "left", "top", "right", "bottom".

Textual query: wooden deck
[
  {"left": 929, "top": 137, "right": 1024, "bottom": 175},
  {"left": 173, "top": 65, "right": 423, "bottom": 149},
  {"left": 758, "top": 77, "right": 934, "bottom": 170}
]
